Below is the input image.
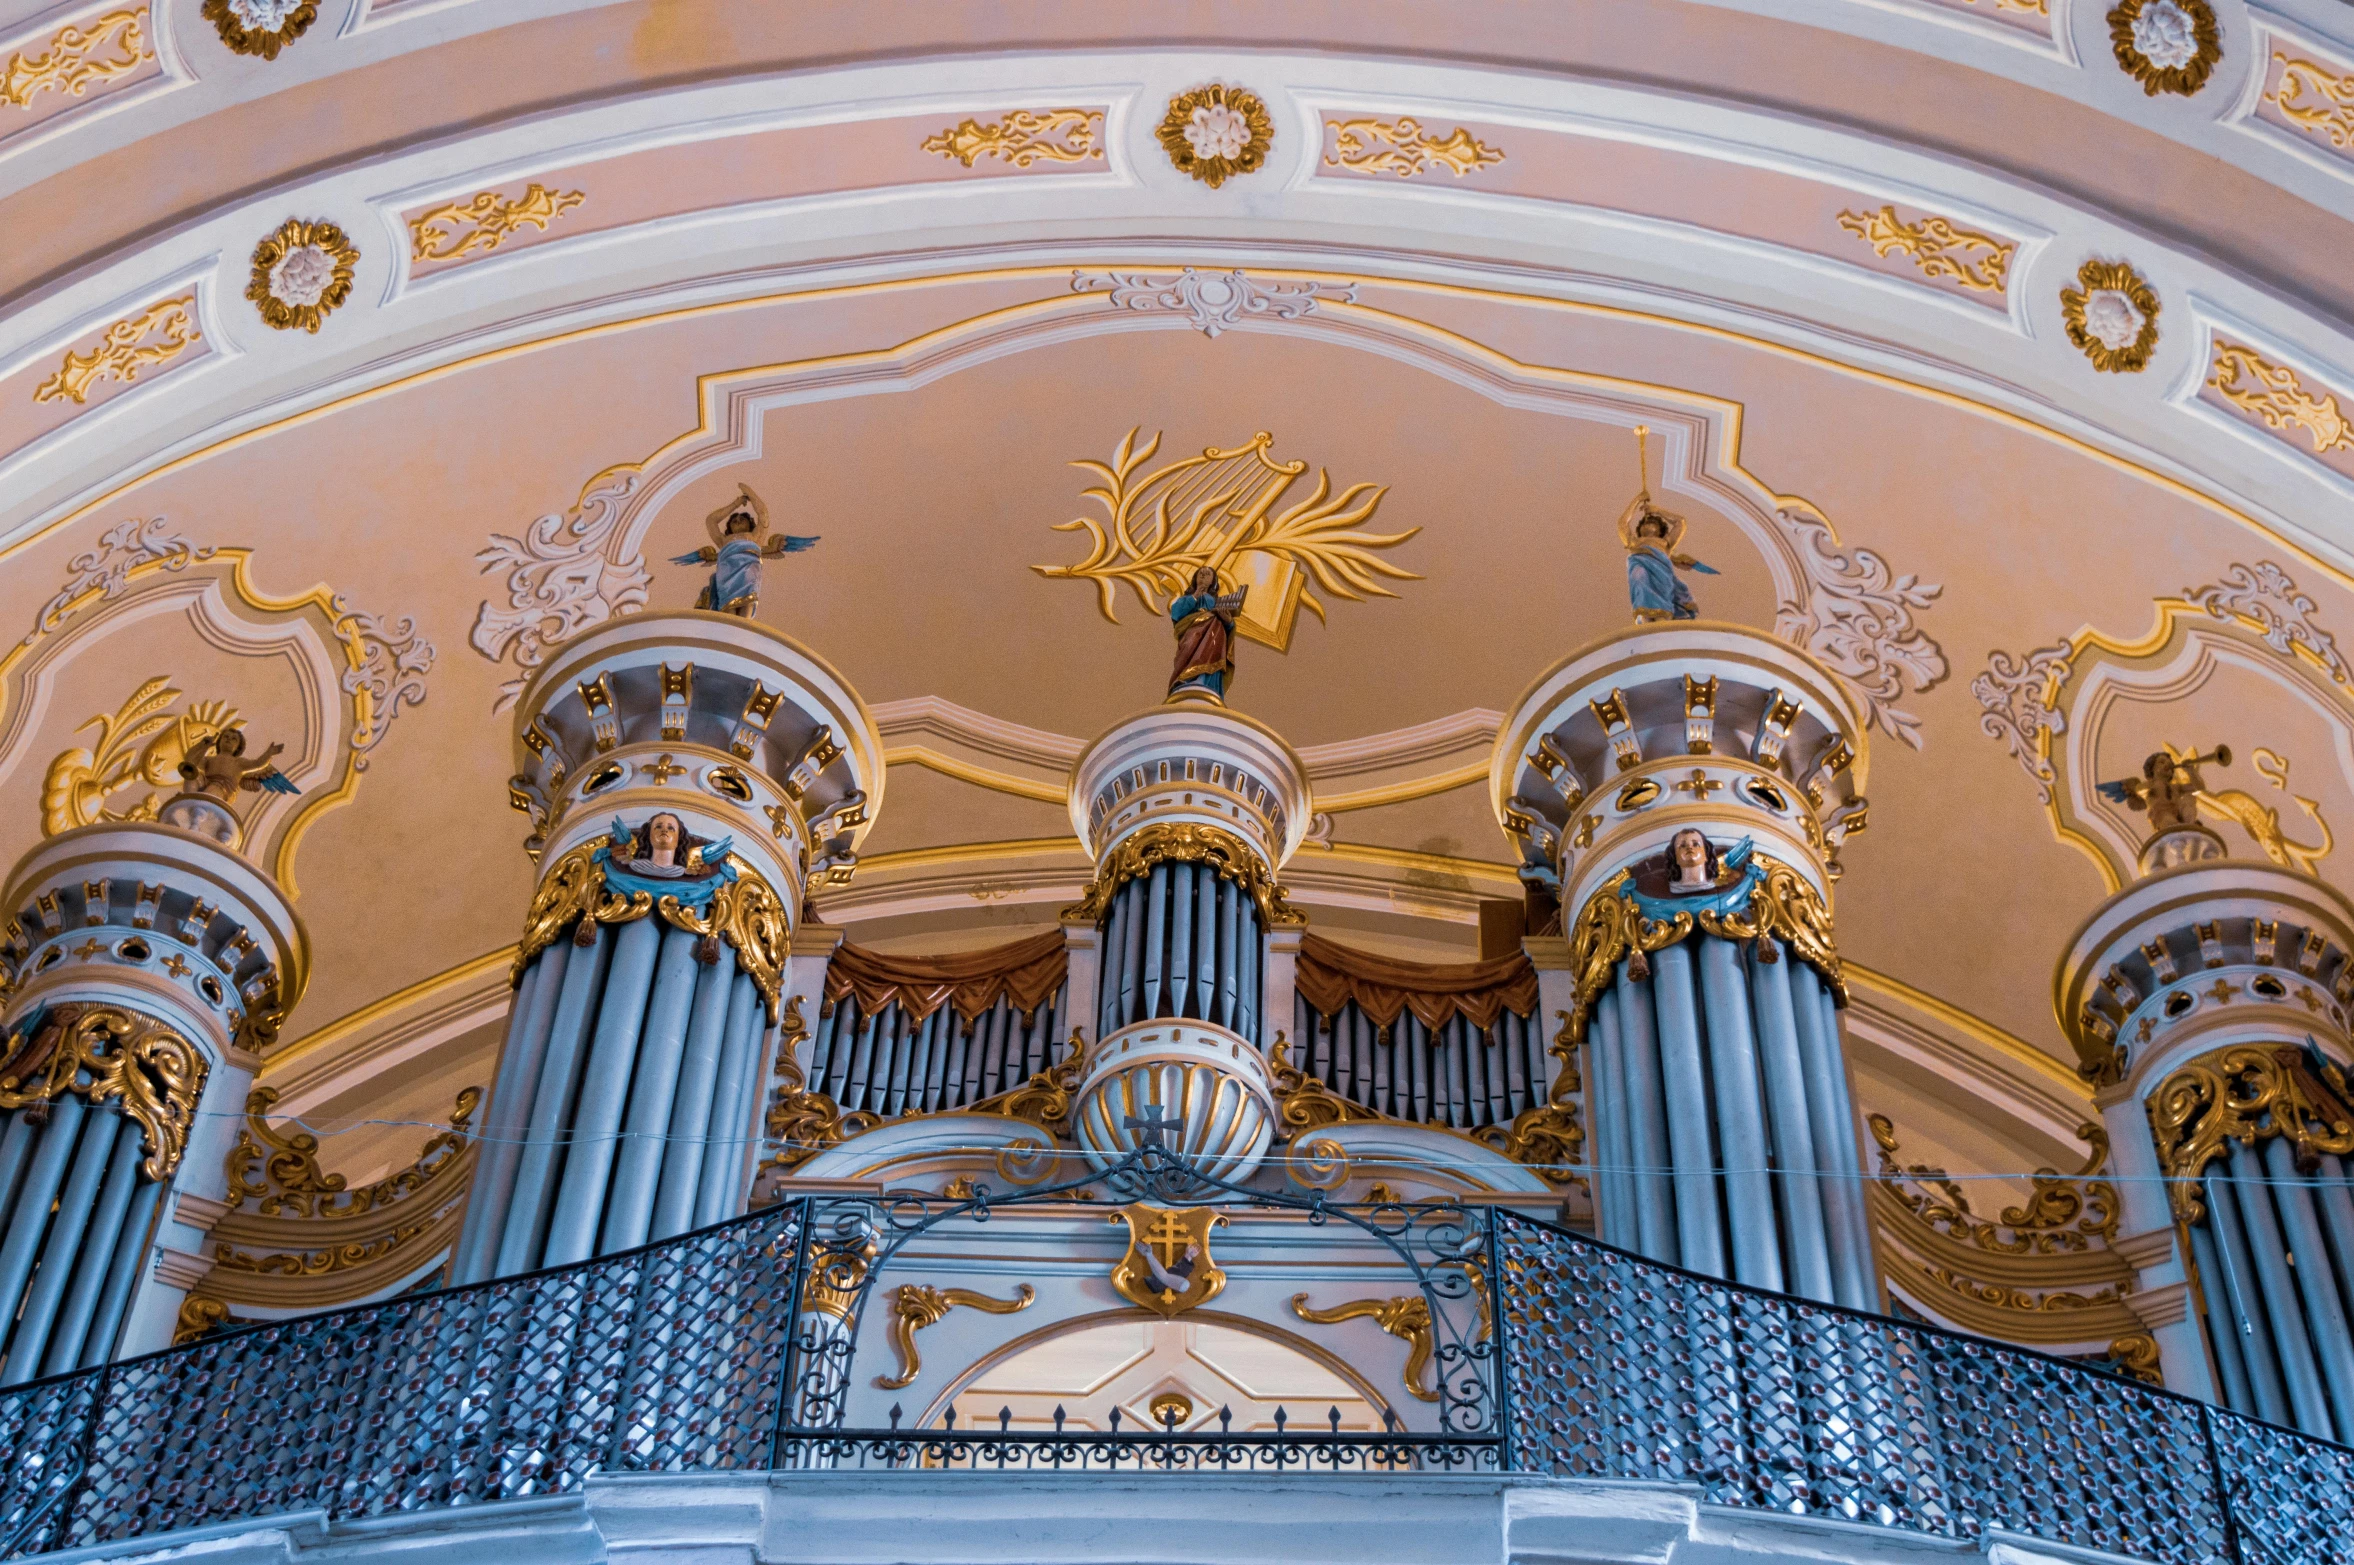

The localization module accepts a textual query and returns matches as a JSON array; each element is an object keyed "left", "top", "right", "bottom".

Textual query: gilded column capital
[
  {"left": 1061, "top": 820, "right": 1303, "bottom": 930},
  {"left": 0, "top": 1002, "right": 207, "bottom": 1181},
  {"left": 2147, "top": 1041, "right": 2354, "bottom": 1219}
]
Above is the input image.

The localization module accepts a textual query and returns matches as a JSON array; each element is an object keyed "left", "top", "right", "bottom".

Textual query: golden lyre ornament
[
  {"left": 1109, "top": 1204, "right": 1227, "bottom": 1316},
  {"left": 42, "top": 678, "right": 239, "bottom": 836}
]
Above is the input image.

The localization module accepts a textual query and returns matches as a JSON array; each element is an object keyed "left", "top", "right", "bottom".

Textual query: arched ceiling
[{"left": 5, "top": 0, "right": 2353, "bottom": 1180}]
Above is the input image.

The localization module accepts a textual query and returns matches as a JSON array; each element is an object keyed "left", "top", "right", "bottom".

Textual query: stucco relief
[
  {"left": 1774, "top": 500, "right": 1946, "bottom": 751},
  {"left": 1071, "top": 269, "right": 1357, "bottom": 339},
  {"left": 471, "top": 467, "right": 649, "bottom": 711}
]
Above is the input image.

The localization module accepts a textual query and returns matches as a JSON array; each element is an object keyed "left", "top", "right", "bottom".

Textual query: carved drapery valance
[
  {"left": 2148, "top": 1042, "right": 2354, "bottom": 1220},
  {"left": 511, "top": 839, "right": 791, "bottom": 1020},
  {"left": 1062, "top": 822, "right": 1304, "bottom": 928},
  {"left": 1564, "top": 851, "right": 1843, "bottom": 1044},
  {"left": 1294, "top": 934, "right": 1537, "bottom": 1034},
  {"left": 0, "top": 1002, "right": 208, "bottom": 1181},
  {"left": 823, "top": 929, "right": 1067, "bottom": 1025}
]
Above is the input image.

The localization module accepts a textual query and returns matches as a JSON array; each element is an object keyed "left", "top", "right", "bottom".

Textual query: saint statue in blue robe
[
  {"left": 1168, "top": 565, "right": 1248, "bottom": 702},
  {"left": 1620, "top": 498, "right": 1718, "bottom": 622},
  {"left": 671, "top": 484, "right": 818, "bottom": 619}
]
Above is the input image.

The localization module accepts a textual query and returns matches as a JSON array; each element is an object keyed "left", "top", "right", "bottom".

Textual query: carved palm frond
[{"left": 1239, "top": 470, "right": 1420, "bottom": 623}]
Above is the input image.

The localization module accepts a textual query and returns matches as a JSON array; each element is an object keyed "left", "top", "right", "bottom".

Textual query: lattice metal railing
[{"left": 1, "top": 1184, "right": 2350, "bottom": 1564}]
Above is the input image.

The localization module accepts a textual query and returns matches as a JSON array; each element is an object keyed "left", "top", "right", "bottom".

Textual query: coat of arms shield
[{"left": 1109, "top": 1203, "right": 1228, "bottom": 1317}]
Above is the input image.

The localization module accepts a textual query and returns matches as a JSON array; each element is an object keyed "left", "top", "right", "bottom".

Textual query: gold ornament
[
  {"left": 959, "top": 1026, "right": 1091, "bottom": 1139},
  {"left": 874, "top": 1281, "right": 1035, "bottom": 1389},
  {"left": 2107, "top": 0, "right": 2221, "bottom": 97},
  {"left": 1291, "top": 1290, "right": 1438, "bottom": 1400},
  {"left": 2193, "top": 746, "right": 2332, "bottom": 873},
  {"left": 201, "top": 0, "right": 317, "bottom": 60},
  {"left": 32, "top": 295, "right": 198, "bottom": 406},
  {"left": 41, "top": 678, "right": 239, "bottom": 835},
  {"left": 1834, "top": 205, "right": 2014, "bottom": 294},
  {"left": 2148, "top": 1043, "right": 2354, "bottom": 1220},
  {"left": 1563, "top": 855, "right": 1843, "bottom": 1044},
  {"left": 1109, "top": 1203, "right": 1227, "bottom": 1316},
  {"left": 2060, "top": 259, "right": 2161, "bottom": 374},
  {"left": 2107, "top": 1333, "right": 2164, "bottom": 1385},
  {"left": 1264, "top": 1029, "right": 1382, "bottom": 1139},
  {"left": 1471, "top": 1010, "right": 1585, "bottom": 1189},
  {"left": 1924, "top": 1265, "right": 2120, "bottom": 1312},
  {"left": 921, "top": 109, "right": 1103, "bottom": 168},
  {"left": 0, "top": 1002, "right": 207, "bottom": 1180},
  {"left": 1156, "top": 83, "right": 1271, "bottom": 188},
  {"left": 1868, "top": 1112, "right": 2119, "bottom": 1254},
  {"left": 2269, "top": 52, "right": 2354, "bottom": 152},
  {"left": 1, "top": 8, "right": 151, "bottom": 112},
  {"left": 511, "top": 839, "right": 790, "bottom": 1019},
  {"left": 173, "top": 1294, "right": 228, "bottom": 1345},
  {"left": 1063, "top": 821, "right": 1304, "bottom": 929},
  {"left": 2207, "top": 340, "right": 2354, "bottom": 458},
  {"left": 225, "top": 1083, "right": 477, "bottom": 1218},
  {"left": 1322, "top": 117, "right": 1503, "bottom": 179},
  {"left": 246, "top": 218, "right": 357, "bottom": 333},
  {"left": 759, "top": 995, "right": 876, "bottom": 1174},
  {"left": 408, "top": 184, "right": 585, "bottom": 263},
  {"left": 1036, "top": 426, "right": 1416, "bottom": 654}
]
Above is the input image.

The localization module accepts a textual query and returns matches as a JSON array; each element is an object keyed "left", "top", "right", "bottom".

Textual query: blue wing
[
  {"left": 668, "top": 551, "right": 709, "bottom": 566},
  {"left": 775, "top": 535, "right": 820, "bottom": 553},
  {"left": 607, "top": 816, "right": 634, "bottom": 848},
  {"left": 701, "top": 834, "right": 735, "bottom": 866},
  {"left": 1724, "top": 836, "right": 1756, "bottom": 871},
  {"left": 255, "top": 768, "right": 300, "bottom": 796},
  {"left": 2095, "top": 779, "right": 2136, "bottom": 804},
  {"left": 1679, "top": 555, "right": 1721, "bottom": 576}
]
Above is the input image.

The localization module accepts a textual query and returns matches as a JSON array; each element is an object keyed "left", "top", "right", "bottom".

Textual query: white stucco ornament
[
  {"left": 2130, "top": 0, "right": 2199, "bottom": 69},
  {"left": 1184, "top": 104, "right": 1251, "bottom": 161},
  {"left": 227, "top": 0, "right": 304, "bottom": 28},
  {"left": 268, "top": 244, "right": 337, "bottom": 308},
  {"left": 2081, "top": 289, "right": 2146, "bottom": 351}
]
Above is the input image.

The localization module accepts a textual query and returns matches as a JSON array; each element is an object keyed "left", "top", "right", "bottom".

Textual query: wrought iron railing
[{"left": 0, "top": 1173, "right": 2347, "bottom": 1565}]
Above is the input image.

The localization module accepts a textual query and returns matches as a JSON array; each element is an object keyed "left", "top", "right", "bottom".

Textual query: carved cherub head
[
  {"left": 1668, "top": 827, "right": 1719, "bottom": 889},
  {"left": 646, "top": 812, "right": 684, "bottom": 864},
  {"left": 215, "top": 727, "right": 247, "bottom": 757}
]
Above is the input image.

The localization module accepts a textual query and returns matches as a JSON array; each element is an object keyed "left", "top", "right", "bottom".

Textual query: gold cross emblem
[
  {"left": 2204, "top": 977, "right": 2237, "bottom": 1005},
  {"left": 161, "top": 952, "right": 189, "bottom": 977},
  {"left": 1109, "top": 1203, "right": 1227, "bottom": 1317},
  {"left": 644, "top": 753, "right": 686, "bottom": 786},
  {"left": 1672, "top": 768, "right": 1723, "bottom": 800},
  {"left": 2298, "top": 986, "right": 2325, "bottom": 1014},
  {"left": 71, "top": 938, "right": 102, "bottom": 960},
  {"left": 764, "top": 802, "right": 795, "bottom": 837}
]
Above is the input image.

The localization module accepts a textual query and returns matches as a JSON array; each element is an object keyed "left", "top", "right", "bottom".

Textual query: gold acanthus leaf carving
[
  {"left": 2107, "top": 1332, "right": 2164, "bottom": 1386},
  {"left": 2270, "top": 52, "right": 2354, "bottom": 151},
  {"left": 214, "top": 1215, "right": 438, "bottom": 1277},
  {"left": 200, "top": 0, "right": 317, "bottom": 60},
  {"left": 1471, "top": 1009, "right": 1585, "bottom": 1190},
  {"left": 33, "top": 295, "right": 199, "bottom": 406},
  {"left": 409, "top": 184, "right": 587, "bottom": 263},
  {"left": 1, "top": 8, "right": 151, "bottom": 112},
  {"left": 760, "top": 995, "right": 878, "bottom": 1174},
  {"left": 1563, "top": 855, "right": 1843, "bottom": 1045},
  {"left": 959, "top": 1026, "right": 1091, "bottom": 1139},
  {"left": 225, "top": 1083, "right": 478, "bottom": 1218},
  {"left": 0, "top": 1002, "right": 208, "bottom": 1181},
  {"left": 2107, "top": 0, "right": 2220, "bottom": 98},
  {"left": 875, "top": 1281, "right": 1035, "bottom": 1389},
  {"left": 1265, "top": 1029, "right": 1383, "bottom": 1141},
  {"left": 1036, "top": 427, "right": 1419, "bottom": 655},
  {"left": 173, "top": 1294, "right": 229, "bottom": 1346},
  {"left": 1322, "top": 117, "right": 1503, "bottom": 178},
  {"left": 1924, "top": 1264, "right": 2120, "bottom": 1313},
  {"left": 921, "top": 109, "right": 1103, "bottom": 168},
  {"left": 1867, "top": 1112, "right": 2119, "bottom": 1255},
  {"left": 511, "top": 839, "right": 789, "bottom": 1019},
  {"left": 1292, "top": 1290, "right": 1438, "bottom": 1401},
  {"left": 1063, "top": 821, "right": 1305, "bottom": 931},
  {"left": 42, "top": 677, "right": 239, "bottom": 836},
  {"left": 2208, "top": 340, "right": 2354, "bottom": 458},
  {"left": 2148, "top": 1043, "right": 2354, "bottom": 1221},
  {"left": 1834, "top": 205, "right": 2014, "bottom": 295}
]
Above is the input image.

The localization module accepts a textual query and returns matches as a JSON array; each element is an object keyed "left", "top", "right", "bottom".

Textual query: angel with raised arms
[
  {"left": 175, "top": 726, "right": 298, "bottom": 803},
  {"left": 670, "top": 484, "right": 819, "bottom": 619},
  {"left": 1618, "top": 425, "right": 1718, "bottom": 623}
]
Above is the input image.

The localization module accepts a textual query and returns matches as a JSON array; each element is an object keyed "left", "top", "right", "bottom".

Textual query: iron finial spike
[
  {"left": 888, "top": 1402, "right": 902, "bottom": 1429},
  {"left": 1329, "top": 1406, "right": 1341, "bottom": 1433},
  {"left": 1109, "top": 1404, "right": 1122, "bottom": 1431},
  {"left": 1274, "top": 1406, "right": 1287, "bottom": 1432},
  {"left": 944, "top": 1406, "right": 956, "bottom": 1430},
  {"left": 1054, "top": 1404, "right": 1066, "bottom": 1432},
  {"left": 1219, "top": 1405, "right": 1233, "bottom": 1432},
  {"left": 1000, "top": 1406, "right": 1012, "bottom": 1432}
]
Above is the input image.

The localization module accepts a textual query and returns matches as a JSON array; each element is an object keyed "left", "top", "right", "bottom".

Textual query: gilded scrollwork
[
  {"left": 963, "top": 1026, "right": 1090, "bottom": 1138},
  {"left": 760, "top": 996, "right": 878, "bottom": 1174},
  {"left": 1563, "top": 855, "right": 1841, "bottom": 1045},
  {"left": 2207, "top": 340, "right": 2353, "bottom": 459},
  {"left": 1472, "top": 1010, "right": 1585, "bottom": 1190},
  {"left": 875, "top": 1281, "right": 1035, "bottom": 1389},
  {"left": 1867, "top": 1112, "right": 2119, "bottom": 1255},
  {"left": 173, "top": 1294, "right": 229, "bottom": 1345},
  {"left": 1265, "top": 1029, "right": 1381, "bottom": 1140},
  {"left": 1, "top": 8, "right": 152, "bottom": 111},
  {"left": 1925, "top": 1265, "right": 2120, "bottom": 1312},
  {"left": 514, "top": 837, "right": 789, "bottom": 1018},
  {"left": 1322, "top": 117, "right": 1503, "bottom": 178},
  {"left": 1063, "top": 821, "right": 1305, "bottom": 929},
  {"left": 511, "top": 839, "right": 651, "bottom": 981},
  {"left": 1291, "top": 1290, "right": 1438, "bottom": 1401},
  {"left": 1835, "top": 205, "right": 2014, "bottom": 295},
  {"left": 226, "top": 1083, "right": 478, "bottom": 1218},
  {"left": 0, "top": 1002, "right": 208, "bottom": 1181},
  {"left": 921, "top": 109, "right": 1103, "bottom": 168},
  {"left": 33, "top": 295, "right": 199, "bottom": 406},
  {"left": 2148, "top": 1043, "right": 2354, "bottom": 1220},
  {"left": 661, "top": 872, "right": 790, "bottom": 1021},
  {"left": 409, "top": 184, "right": 586, "bottom": 263},
  {"left": 2269, "top": 52, "right": 2354, "bottom": 153}
]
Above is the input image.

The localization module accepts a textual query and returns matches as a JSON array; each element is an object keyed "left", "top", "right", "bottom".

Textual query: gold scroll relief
[
  {"left": 33, "top": 295, "right": 198, "bottom": 406},
  {"left": 1835, "top": 205, "right": 2014, "bottom": 295},
  {"left": 1062, "top": 821, "right": 1305, "bottom": 930},
  {"left": 2, "top": 8, "right": 150, "bottom": 113},
  {"left": 1868, "top": 1112, "right": 2119, "bottom": 1255},
  {"left": 2148, "top": 1043, "right": 2354, "bottom": 1220},
  {"left": 0, "top": 1002, "right": 207, "bottom": 1181},
  {"left": 1292, "top": 1291, "right": 1438, "bottom": 1401},
  {"left": 409, "top": 184, "right": 586, "bottom": 263},
  {"left": 1323, "top": 117, "right": 1503, "bottom": 178},
  {"left": 875, "top": 1282, "right": 1035, "bottom": 1388},
  {"left": 2269, "top": 52, "right": 2354, "bottom": 152},
  {"left": 922, "top": 109, "right": 1103, "bottom": 168},
  {"left": 2208, "top": 340, "right": 2354, "bottom": 458},
  {"left": 511, "top": 838, "right": 790, "bottom": 1019}
]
